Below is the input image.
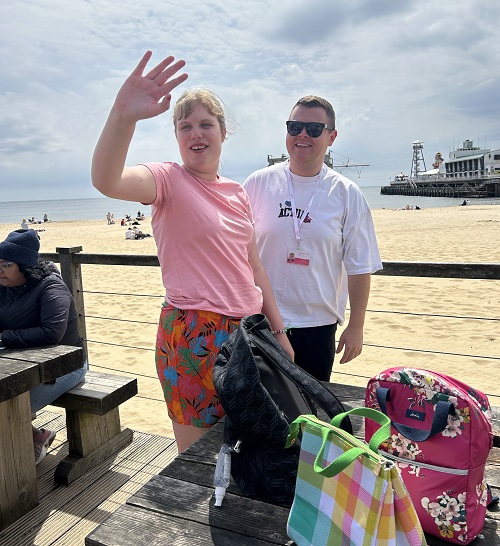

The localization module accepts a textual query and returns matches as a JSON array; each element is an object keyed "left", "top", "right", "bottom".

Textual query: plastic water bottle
[{"left": 213, "top": 443, "right": 232, "bottom": 507}]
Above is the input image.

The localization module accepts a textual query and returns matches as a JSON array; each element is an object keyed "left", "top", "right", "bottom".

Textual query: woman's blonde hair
[{"left": 173, "top": 88, "right": 227, "bottom": 136}]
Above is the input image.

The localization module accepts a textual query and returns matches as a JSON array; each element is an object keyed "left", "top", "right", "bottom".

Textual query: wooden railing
[{"left": 39, "top": 247, "right": 500, "bottom": 369}]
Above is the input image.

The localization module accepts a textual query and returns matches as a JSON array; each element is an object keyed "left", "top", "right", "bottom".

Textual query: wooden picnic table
[
  {"left": 0, "top": 345, "right": 84, "bottom": 530},
  {"left": 86, "top": 383, "right": 500, "bottom": 545}
]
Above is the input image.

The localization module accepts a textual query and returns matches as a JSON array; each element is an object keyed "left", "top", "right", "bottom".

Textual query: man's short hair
[{"left": 292, "top": 96, "right": 336, "bottom": 130}]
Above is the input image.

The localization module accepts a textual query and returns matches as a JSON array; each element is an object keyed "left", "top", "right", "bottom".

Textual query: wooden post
[
  {"left": 0, "top": 392, "right": 39, "bottom": 529},
  {"left": 56, "top": 247, "right": 88, "bottom": 359}
]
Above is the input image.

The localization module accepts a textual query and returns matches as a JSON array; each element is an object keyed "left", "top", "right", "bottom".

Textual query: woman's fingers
[
  {"left": 152, "top": 59, "right": 188, "bottom": 89},
  {"left": 132, "top": 51, "right": 154, "bottom": 77},
  {"left": 159, "top": 71, "right": 189, "bottom": 97}
]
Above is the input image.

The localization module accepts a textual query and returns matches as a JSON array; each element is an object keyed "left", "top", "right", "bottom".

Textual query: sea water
[
  {"left": 0, "top": 197, "right": 152, "bottom": 225},
  {"left": 0, "top": 187, "right": 497, "bottom": 224}
]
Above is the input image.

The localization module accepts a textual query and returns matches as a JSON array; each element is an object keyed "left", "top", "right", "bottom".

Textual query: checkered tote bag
[{"left": 286, "top": 408, "right": 427, "bottom": 546}]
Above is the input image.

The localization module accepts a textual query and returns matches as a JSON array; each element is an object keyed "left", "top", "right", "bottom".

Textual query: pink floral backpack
[{"left": 365, "top": 367, "right": 496, "bottom": 544}]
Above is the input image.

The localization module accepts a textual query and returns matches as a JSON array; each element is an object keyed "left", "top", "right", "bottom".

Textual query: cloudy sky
[{"left": 2, "top": 0, "right": 499, "bottom": 202}]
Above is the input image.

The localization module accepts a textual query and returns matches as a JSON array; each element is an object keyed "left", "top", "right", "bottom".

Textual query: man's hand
[{"left": 335, "top": 324, "right": 363, "bottom": 364}]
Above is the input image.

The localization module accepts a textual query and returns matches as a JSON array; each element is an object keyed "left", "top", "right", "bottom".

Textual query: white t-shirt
[{"left": 244, "top": 161, "right": 382, "bottom": 327}]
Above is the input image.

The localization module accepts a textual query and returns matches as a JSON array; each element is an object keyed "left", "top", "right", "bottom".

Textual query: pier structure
[{"left": 381, "top": 140, "right": 500, "bottom": 198}]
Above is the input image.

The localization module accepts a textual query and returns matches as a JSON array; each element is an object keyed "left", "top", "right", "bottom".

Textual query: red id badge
[{"left": 286, "top": 248, "right": 311, "bottom": 266}]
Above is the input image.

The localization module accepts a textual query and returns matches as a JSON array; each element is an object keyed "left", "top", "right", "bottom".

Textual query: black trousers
[{"left": 286, "top": 323, "right": 337, "bottom": 381}]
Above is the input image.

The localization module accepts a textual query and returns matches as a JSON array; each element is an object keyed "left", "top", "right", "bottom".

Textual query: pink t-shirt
[{"left": 143, "top": 162, "right": 262, "bottom": 318}]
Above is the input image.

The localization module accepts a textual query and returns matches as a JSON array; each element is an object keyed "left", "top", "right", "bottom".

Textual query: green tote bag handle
[
  {"left": 287, "top": 408, "right": 391, "bottom": 478},
  {"left": 330, "top": 407, "right": 391, "bottom": 452}
]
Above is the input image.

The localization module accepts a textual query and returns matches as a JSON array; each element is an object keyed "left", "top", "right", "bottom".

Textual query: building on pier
[{"left": 381, "top": 140, "right": 500, "bottom": 198}]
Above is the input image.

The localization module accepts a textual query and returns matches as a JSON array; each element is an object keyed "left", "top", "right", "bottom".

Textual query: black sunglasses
[{"left": 286, "top": 120, "right": 334, "bottom": 138}]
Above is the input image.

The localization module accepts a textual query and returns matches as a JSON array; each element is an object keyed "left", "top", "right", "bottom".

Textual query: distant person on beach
[
  {"left": 244, "top": 95, "right": 382, "bottom": 381},
  {"left": 0, "top": 229, "right": 87, "bottom": 464},
  {"left": 21, "top": 218, "right": 29, "bottom": 230},
  {"left": 125, "top": 227, "right": 134, "bottom": 239},
  {"left": 43, "top": 213, "right": 50, "bottom": 222},
  {"left": 91, "top": 50, "right": 293, "bottom": 453}
]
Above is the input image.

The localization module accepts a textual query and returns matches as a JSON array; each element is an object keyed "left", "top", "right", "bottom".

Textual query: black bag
[{"left": 213, "top": 313, "right": 352, "bottom": 505}]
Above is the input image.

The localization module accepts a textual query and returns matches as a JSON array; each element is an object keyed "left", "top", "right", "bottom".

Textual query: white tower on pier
[{"left": 410, "top": 140, "right": 427, "bottom": 180}]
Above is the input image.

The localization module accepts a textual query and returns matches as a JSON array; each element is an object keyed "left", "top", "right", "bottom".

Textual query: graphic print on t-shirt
[{"left": 278, "top": 201, "right": 312, "bottom": 223}]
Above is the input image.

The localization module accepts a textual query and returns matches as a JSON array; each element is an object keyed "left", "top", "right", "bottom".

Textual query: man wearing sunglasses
[{"left": 244, "top": 95, "right": 382, "bottom": 381}]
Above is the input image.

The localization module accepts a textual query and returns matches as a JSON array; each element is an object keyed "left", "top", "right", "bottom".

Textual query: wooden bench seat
[{"left": 51, "top": 370, "right": 138, "bottom": 485}]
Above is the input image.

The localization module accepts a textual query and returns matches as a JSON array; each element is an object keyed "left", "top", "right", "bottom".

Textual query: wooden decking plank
[
  {"left": 0, "top": 458, "right": 134, "bottom": 545},
  {"left": 119, "top": 461, "right": 173, "bottom": 491},
  {"left": 52, "top": 502, "right": 124, "bottom": 546},
  {"left": 103, "top": 436, "right": 176, "bottom": 476},
  {"left": 104, "top": 489, "right": 136, "bottom": 506},
  {"left": 25, "top": 470, "right": 136, "bottom": 546},
  {"left": 121, "top": 434, "right": 174, "bottom": 464},
  {"left": 54, "top": 443, "right": 176, "bottom": 546},
  {"left": 34, "top": 410, "right": 66, "bottom": 432},
  {"left": 3, "top": 467, "right": 129, "bottom": 545},
  {"left": 102, "top": 431, "right": 165, "bottom": 466},
  {"left": 85, "top": 503, "right": 281, "bottom": 546},
  {"left": 147, "top": 442, "right": 178, "bottom": 468},
  {"left": 127, "top": 474, "right": 291, "bottom": 544},
  {"left": 0, "top": 411, "right": 176, "bottom": 546}
]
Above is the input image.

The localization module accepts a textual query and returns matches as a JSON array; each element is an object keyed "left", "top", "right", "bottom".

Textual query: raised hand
[{"left": 113, "top": 51, "right": 188, "bottom": 123}]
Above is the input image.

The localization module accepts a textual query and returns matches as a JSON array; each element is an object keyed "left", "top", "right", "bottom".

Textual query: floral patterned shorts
[{"left": 155, "top": 306, "right": 240, "bottom": 427}]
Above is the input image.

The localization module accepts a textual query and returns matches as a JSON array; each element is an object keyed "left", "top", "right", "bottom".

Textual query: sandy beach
[{"left": 1, "top": 204, "right": 499, "bottom": 439}]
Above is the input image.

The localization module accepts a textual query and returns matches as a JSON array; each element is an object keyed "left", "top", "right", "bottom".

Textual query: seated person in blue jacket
[{"left": 0, "top": 229, "right": 88, "bottom": 464}]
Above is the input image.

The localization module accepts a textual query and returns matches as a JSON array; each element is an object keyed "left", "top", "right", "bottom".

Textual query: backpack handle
[
  {"left": 245, "top": 313, "right": 271, "bottom": 332},
  {"left": 246, "top": 316, "right": 352, "bottom": 433},
  {"left": 376, "top": 387, "right": 455, "bottom": 442}
]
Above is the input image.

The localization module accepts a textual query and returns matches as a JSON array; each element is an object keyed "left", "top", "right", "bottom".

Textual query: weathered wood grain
[
  {"left": 129, "top": 474, "right": 291, "bottom": 544},
  {"left": 0, "top": 393, "right": 38, "bottom": 530},
  {"left": 85, "top": 503, "right": 278, "bottom": 546},
  {"left": 53, "top": 371, "right": 138, "bottom": 485},
  {"left": 0, "top": 345, "right": 85, "bottom": 530},
  {"left": 0, "top": 345, "right": 84, "bottom": 385},
  {"left": 51, "top": 371, "right": 138, "bottom": 415},
  {"left": 0, "top": 359, "right": 39, "bottom": 403}
]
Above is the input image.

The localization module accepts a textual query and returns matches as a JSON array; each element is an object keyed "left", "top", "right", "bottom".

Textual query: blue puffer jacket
[{"left": 0, "top": 267, "right": 84, "bottom": 355}]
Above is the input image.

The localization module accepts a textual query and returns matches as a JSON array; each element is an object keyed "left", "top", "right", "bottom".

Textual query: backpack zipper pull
[{"left": 231, "top": 439, "right": 242, "bottom": 453}]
